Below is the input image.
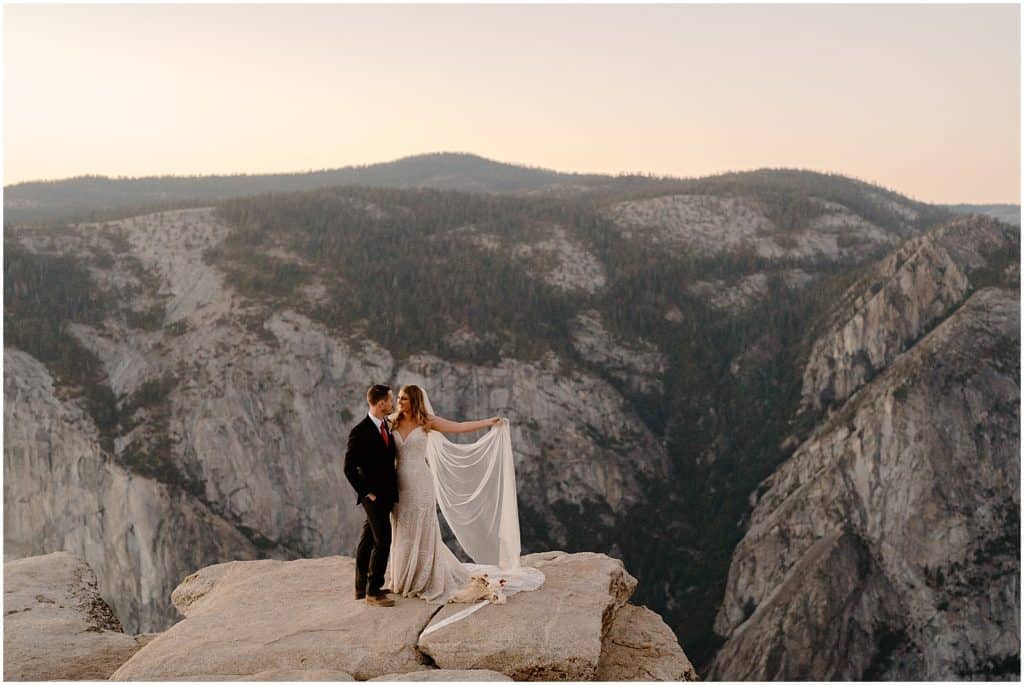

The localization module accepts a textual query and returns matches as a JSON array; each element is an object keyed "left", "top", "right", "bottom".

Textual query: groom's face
[{"left": 379, "top": 391, "right": 394, "bottom": 415}]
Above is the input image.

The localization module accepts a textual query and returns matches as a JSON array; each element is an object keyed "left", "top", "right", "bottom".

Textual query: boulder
[
  {"left": 417, "top": 551, "right": 637, "bottom": 680},
  {"left": 129, "top": 672, "right": 354, "bottom": 682},
  {"left": 368, "top": 670, "right": 511, "bottom": 681},
  {"left": 596, "top": 604, "right": 698, "bottom": 681},
  {"left": 111, "top": 556, "right": 439, "bottom": 680},
  {"left": 238, "top": 669, "right": 355, "bottom": 680},
  {"left": 3, "top": 551, "right": 141, "bottom": 680}
]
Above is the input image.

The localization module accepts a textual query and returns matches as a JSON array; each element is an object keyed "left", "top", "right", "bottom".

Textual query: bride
[{"left": 382, "top": 384, "right": 543, "bottom": 607}]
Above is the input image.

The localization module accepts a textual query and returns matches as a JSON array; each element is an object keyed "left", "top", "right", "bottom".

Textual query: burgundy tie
[{"left": 380, "top": 421, "right": 389, "bottom": 447}]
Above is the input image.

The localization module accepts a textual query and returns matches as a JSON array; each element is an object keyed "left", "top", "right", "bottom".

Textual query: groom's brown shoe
[{"left": 366, "top": 594, "right": 394, "bottom": 607}]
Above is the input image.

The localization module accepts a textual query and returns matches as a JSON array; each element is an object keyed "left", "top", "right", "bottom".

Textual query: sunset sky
[{"left": 4, "top": 3, "right": 1020, "bottom": 204}]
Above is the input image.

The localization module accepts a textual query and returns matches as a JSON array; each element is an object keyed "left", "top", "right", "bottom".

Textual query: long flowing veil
[{"left": 417, "top": 389, "right": 544, "bottom": 633}]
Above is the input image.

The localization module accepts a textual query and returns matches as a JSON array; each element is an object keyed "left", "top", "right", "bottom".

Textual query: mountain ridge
[{"left": 5, "top": 151, "right": 986, "bottom": 229}]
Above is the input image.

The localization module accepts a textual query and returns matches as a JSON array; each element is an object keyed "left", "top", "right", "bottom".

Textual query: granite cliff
[
  {"left": 710, "top": 216, "right": 1020, "bottom": 679},
  {"left": 4, "top": 349, "right": 265, "bottom": 630}
]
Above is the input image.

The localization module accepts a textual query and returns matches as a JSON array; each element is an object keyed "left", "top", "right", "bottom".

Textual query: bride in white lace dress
[
  {"left": 382, "top": 384, "right": 543, "bottom": 607},
  {"left": 382, "top": 385, "right": 498, "bottom": 602}
]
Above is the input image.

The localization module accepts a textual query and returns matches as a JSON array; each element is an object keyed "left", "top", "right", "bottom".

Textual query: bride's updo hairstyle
[{"left": 397, "top": 384, "right": 433, "bottom": 432}]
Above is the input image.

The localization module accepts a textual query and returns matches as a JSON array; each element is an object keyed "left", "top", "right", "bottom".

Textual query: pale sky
[{"left": 4, "top": 3, "right": 1020, "bottom": 204}]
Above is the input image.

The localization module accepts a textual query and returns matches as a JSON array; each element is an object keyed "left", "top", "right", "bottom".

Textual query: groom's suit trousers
[{"left": 355, "top": 497, "right": 392, "bottom": 595}]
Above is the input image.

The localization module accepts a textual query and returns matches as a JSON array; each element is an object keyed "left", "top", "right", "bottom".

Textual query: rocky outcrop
[
  {"left": 237, "top": 670, "right": 355, "bottom": 681},
  {"left": 3, "top": 552, "right": 142, "bottom": 680},
  {"left": 418, "top": 552, "right": 636, "bottom": 680},
  {"left": 15, "top": 550, "right": 693, "bottom": 681},
  {"left": 111, "top": 551, "right": 693, "bottom": 681},
  {"left": 605, "top": 194, "right": 903, "bottom": 261},
  {"left": 606, "top": 195, "right": 775, "bottom": 255},
  {"left": 570, "top": 310, "right": 666, "bottom": 394},
  {"left": 113, "top": 556, "right": 439, "bottom": 681},
  {"left": 597, "top": 604, "right": 698, "bottom": 681},
  {"left": 801, "top": 214, "right": 1018, "bottom": 413},
  {"left": 439, "top": 223, "right": 607, "bottom": 295},
  {"left": 368, "top": 671, "right": 510, "bottom": 681},
  {"left": 511, "top": 224, "right": 608, "bottom": 294},
  {"left": 687, "top": 269, "right": 817, "bottom": 314},
  {"left": 711, "top": 281, "right": 1020, "bottom": 679},
  {"left": 3, "top": 347, "right": 265, "bottom": 632}
]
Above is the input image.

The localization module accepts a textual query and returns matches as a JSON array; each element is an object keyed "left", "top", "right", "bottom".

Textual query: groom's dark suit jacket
[{"left": 344, "top": 415, "right": 399, "bottom": 506}]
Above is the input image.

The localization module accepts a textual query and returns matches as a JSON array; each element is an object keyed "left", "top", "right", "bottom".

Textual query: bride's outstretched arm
[{"left": 427, "top": 415, "right": 502, "bottom": 435}]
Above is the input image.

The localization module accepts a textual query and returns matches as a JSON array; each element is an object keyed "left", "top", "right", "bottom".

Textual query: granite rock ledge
[{"left": 5, "top": 550, "right": 697, "bottom": 681}]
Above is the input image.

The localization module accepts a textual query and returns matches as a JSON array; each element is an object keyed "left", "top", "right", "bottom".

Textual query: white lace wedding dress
[
  {"left": 383, "top": 425, "right": 471, "bottom": 603},
  {"left": 381, "top": 390, "right": 545, "bottom": 627}
]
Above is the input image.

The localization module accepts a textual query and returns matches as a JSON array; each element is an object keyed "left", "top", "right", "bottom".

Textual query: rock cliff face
[
  {"left": 710, "top": 217, "right": 1020, "bottom": 680},
  {"left": 4, "top": 208, "right": 668, "bottom": 632},
  {"left": 3, "top": 348, "right": 266, "bottom": 631},
  {"left": 800, "top": 214, "right": 1017, "bottom": 414},
  {"left": 570, "top": 310, "right": 666, "bottom": 395}
]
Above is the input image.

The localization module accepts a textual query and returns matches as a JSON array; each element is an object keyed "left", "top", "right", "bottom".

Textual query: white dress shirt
[{"left": 368, "top": 412, "right": 387, "bottom": 435}]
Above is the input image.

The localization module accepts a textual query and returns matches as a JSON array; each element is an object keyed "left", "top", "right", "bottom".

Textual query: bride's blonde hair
[{"left": 389, "top": 384, "right": 433, "bottom": 432}]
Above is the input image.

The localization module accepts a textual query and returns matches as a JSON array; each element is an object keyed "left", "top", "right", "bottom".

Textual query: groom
[{"left": 344, "top": 384, "right": 400, "bottom": 607}]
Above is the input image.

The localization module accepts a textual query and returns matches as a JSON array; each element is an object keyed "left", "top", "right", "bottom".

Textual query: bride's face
[{"left": 397, "top": 392, "right": 410, "bottom": 416}]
